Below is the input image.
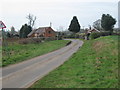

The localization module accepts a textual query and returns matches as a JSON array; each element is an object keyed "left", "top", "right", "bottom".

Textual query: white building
[{"left": 118, "top": 1, "right": 120, "bottom": 28}]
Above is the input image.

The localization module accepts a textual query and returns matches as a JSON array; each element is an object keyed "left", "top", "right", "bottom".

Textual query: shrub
[
  {"left": 45, "top": 37, "right": 56, "bottom": 41},
  {"left": 79, "top": 33, "right": 86, "bottom": 39},
  {"left": 90, "top": 32, "right": 101, "bottom": 39},
  {"left": 99, "top": 32, "right": 111, "bottom": 36},
  {"left": 90, "top": 31, "right": 112, "bottom": 39},
  {"left": 64, "top": 34, "right": 75, "bottom": 38},
  {"left": 112, "top": 32, "right": 120, "bottom": 35},
  {"left": 19, "top": 38, "right": 41, "bottom": 44},
  {"left": 64, "top": 33, "right": 80, "bottom": 38}
]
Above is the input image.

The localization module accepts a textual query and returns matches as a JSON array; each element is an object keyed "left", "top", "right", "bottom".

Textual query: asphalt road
[{"left": 1, "top": 39, "right": 83, "bottom": 88}]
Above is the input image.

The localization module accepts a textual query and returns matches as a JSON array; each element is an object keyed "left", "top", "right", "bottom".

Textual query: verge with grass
[
  {"left": 2, "top": 40, "right": 70, "bottom": 67},
  {"left": 30, "top": 36, "right": 119, "bottom": 88}
]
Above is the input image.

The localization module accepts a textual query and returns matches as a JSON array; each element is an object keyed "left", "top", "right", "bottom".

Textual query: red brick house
[{"left": 28, "top": 27, "right": 56, "bottom": 38}]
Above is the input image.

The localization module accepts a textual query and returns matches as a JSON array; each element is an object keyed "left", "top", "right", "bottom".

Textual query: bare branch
[{"left": 26, "top": 13, "right": 36, "bottom": 28}]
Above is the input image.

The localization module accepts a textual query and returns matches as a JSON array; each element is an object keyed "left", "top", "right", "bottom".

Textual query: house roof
[
  {"left": 89, "top": 28, "right": 100, "bottom": 32},
  {"left": 87, "top": 28, "right": 100, "bottom": 33},
  {"left": 27, "top": 27, "right": 55, "bottom": 37}
]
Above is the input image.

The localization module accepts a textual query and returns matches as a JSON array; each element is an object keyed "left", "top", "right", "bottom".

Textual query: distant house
[
  {"left": 85, "top": 28, "right": 100, "bottom": 34},
  {"left": 84, "top": 28, "right": 100, "bottom": 40},
  {"left": 28, "top": 27, "right": 56, "bottom": 38},
  {"left": 89, "top": 28, "right": 100, "bottom": 33}
]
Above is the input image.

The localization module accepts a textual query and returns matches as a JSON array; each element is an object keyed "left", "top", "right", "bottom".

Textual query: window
[{"left": 48, "top": 31, "right": 51, "bottom": 34}]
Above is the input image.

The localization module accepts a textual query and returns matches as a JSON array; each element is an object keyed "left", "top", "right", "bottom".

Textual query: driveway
[{"left": 1, "top": 39, "right": 84, "bottom": 88}]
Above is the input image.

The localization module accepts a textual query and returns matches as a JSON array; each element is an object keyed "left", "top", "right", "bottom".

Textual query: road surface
[{"left": 1, "top": 39, "right": 83, "bottom": 88}]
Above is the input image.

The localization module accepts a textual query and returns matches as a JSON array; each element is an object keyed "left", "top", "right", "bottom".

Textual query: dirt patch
[{"left": 92, "top": 41, "right": 105, "bottom": 52}]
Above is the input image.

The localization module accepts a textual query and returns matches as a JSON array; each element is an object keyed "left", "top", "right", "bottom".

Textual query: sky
[{"left": 0, "top": 0, "right": 119, "bottom": 31}]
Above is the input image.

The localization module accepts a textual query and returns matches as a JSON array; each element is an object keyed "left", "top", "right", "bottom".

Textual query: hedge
[{"left": 90, "top": 32, "right": 112, "bottom": 39}]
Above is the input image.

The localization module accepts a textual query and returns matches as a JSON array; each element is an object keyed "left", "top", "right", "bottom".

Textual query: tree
[
  {"left": 68, "top": 16, "right": 81, "bottom": 33},
  {"left": 26, "top": 13, "right": 36, "bottom": 28},
  {"left": 101, "top": 14, "right": 116, "bottom": 32},
  {"left": 10, "top": 26, "right": 16, "bottom": 35},
  {"left": 6, "top": 32, "right": 11, "bottom": 38},
  {"left": 19, "top": 24, "right": 32, "bottom": 38},
  {"left": 93, "top": 19, "right": 102, "bottom": 31}
]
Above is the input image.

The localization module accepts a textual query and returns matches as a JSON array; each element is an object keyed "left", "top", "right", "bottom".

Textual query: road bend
[{"left": 1, "top": 39, "right": 83, "bottom": 88}]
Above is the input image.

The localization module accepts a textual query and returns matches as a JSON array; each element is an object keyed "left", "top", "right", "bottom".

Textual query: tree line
[{"left": 5, "top": 13, "right": 116, "bottom": 39}]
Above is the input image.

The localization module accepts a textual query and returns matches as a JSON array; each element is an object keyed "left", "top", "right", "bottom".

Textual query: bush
[
  {"left": 90, "top": 31, "right": 113, "bottom": 39},
  {"left": 19, "top": 38, "right": 41, "bottom": 44},
  {"left": 79, "top": 33, "right": 86, "bottom": 39},
  {"left": 45, "top": 37, "right": 56, "bottom": 41},
  {"left": 64, "top": 34, "right": 75, "bottom": 38},
  {"left": 112, "top": 32, "right": 120, "bottom": 35},
  {"left": 99, "top": 32, "right": 112, "bottom": 36},
  {"left": 64, "top": 34, "right": 80, "bottom": 38},
  {"left": 90, "top": 32, "right": 101, "bottom": 39}
]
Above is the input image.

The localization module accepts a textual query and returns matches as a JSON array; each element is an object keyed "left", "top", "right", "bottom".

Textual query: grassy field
[
  {"left": 2, "top": 40, "right": 69, "bottom": 67},
  {"left": 30, "top": 36, "right": 119, "bottom": 88}
]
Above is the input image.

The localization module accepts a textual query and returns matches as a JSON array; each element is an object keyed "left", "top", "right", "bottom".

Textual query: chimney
[{"left": 50, "top": 22, "right": 52, "bottom": 27}]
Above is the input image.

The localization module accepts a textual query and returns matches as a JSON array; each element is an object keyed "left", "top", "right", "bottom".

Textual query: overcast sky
[{"left": 0, "top": 0, "right": 119, "bottom": 31}]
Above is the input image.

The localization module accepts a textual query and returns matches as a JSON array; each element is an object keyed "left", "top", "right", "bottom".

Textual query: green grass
[
  {"left": 30, "top": 35, "right": 119, "bottom": 88},
  {"left": 2, "top": 40, "right": 69, "bottom": 67}
]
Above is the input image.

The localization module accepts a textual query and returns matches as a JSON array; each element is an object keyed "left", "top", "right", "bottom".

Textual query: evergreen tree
[
  {"left": 68, "top": 16, "right": 80, "bottom": 33},
  {"left": 19, "top": 24, "right": 32, "bottom": 38},
  {"left": 19, "top": 25, "right": 24, "bottom": 38},
  {"left": 101, "top": 14, "right": 116, "bottom": 32}
]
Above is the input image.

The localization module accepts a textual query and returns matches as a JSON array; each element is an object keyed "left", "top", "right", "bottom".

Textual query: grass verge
[
  {"left": 2, "top": 40, "right": 70, "bottom": 67},
  {"left": 30, "top": 36, "right": 119, "bottom": 88}
]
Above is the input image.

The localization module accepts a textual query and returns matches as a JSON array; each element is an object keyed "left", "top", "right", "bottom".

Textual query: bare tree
[
  {"left": 93, "top": 19, "right": 102, "bottom": 31},
  {"left": 26, "top": 13, "right": 36, "bottom": 28}
]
